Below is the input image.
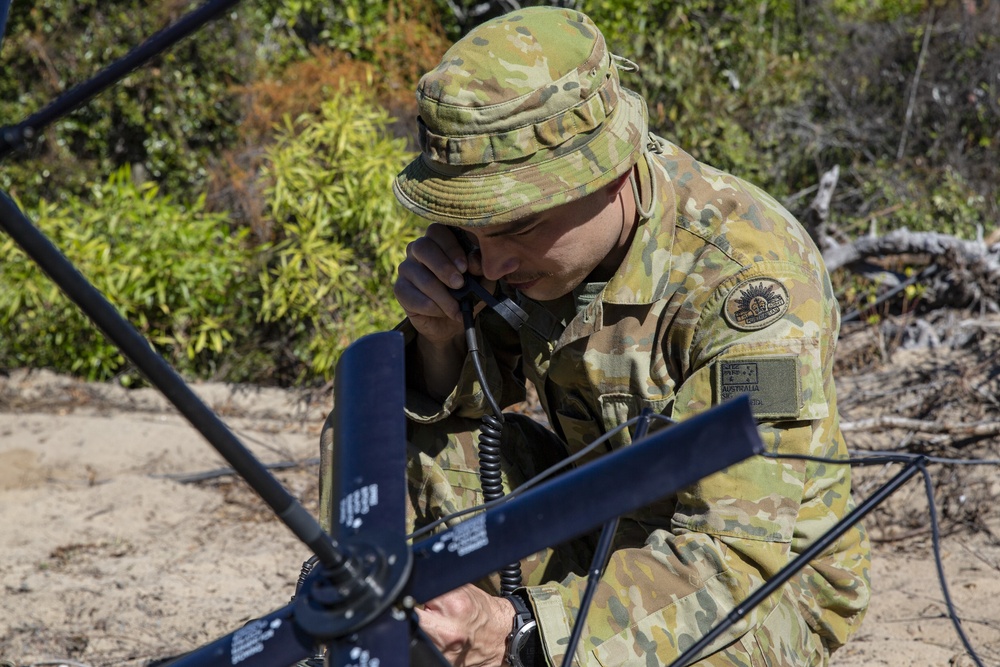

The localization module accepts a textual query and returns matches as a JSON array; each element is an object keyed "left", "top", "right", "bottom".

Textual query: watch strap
[
  {"left": 507, "top": 590, "right": 533, "bottom": 622},
  {"left": 505, "top": 590, "right": 542, "bottom": 667}
]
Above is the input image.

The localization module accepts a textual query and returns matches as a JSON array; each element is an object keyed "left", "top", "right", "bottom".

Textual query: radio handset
[
  {"left": 447, "top": 227, "right": 528, "bottom": 331},
  {"left": 449, "top": 274, "right": 529, "bottom": 332}
]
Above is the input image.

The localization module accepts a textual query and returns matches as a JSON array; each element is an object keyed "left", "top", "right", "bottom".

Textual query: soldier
[{"left": 392, "top": 6, "right": 870, "bottom": 666}]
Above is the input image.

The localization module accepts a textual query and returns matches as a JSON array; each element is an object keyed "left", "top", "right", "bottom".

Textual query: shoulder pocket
[{"left": 713, "top": 338, "right": 828, "bottom": 421}]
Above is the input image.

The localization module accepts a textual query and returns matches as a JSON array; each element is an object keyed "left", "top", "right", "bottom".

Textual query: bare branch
[
  {"left": 842, "top": 415, "right": 1000, "bottom": 438},
  {"left": 802, "top": 165, "right": 841, "bottom": 252},
  {"left": 822, "top": 228, "right": 1000, "bottom": 275},
  {"left": 897, "top": 8, "right": 935, "bottom": 160}
]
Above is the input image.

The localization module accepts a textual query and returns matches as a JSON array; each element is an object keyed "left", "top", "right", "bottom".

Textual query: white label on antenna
[
  {"left": 439, "top": 513, "right": 489, "bottom": 557},
  {"left": 347, "top": 646, "right": 381, "bottom": 667},
  {"left": 231, "top": 618, "right": 282, "bottom": 665},
  {"left": 341, "top": 483, "right": 379, "bottom": 530}
]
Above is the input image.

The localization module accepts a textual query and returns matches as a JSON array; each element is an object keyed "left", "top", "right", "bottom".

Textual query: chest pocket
[
  {"left": 598, "top": 393, "right": 673, "bottom": 450},
  {"left": 554, "top": 392, "right": 673, "bottom": 465},
  {"left": 553, "top": 394, "right": 605, "bottom": 463}
]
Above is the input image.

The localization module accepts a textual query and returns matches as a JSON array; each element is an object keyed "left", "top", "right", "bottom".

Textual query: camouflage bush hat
[{"left": 393, "top": 6, "right": 648, "bottom": 227}]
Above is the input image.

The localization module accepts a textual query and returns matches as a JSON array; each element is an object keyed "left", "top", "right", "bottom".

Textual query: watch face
[
  {"left": 506, "top": 593, "right": 537, "bottom": 667},
  {"left": 512, "top": 620, "right": 538, "bottom": 667}
]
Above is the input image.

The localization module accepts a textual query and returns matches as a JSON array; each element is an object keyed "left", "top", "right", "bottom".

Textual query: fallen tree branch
[
  {"left": 842, "top": 416, "right": 1000, "bottom": 437},
  {"left": 823, "top": 228, "right": 1000, "bottom": 274},
  {"left": 824, "top": 228, "right": 1000, "bottom": 313}
]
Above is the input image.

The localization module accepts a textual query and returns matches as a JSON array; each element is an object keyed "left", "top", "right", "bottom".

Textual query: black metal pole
[
  {"left": 560, "top": 410, "right": 654, "bottom": 667},
  {"left": 0, "top": 191, "right": 351, "bottom": 575},
  {"left": 666, "top": 457, "right": 925, "bottom": 667},
  {"left": 0, "top": 0, "right": 242, "bottom": 159},
  {"left": 0, "top": 0, "right": 11, "bottom": 56}
]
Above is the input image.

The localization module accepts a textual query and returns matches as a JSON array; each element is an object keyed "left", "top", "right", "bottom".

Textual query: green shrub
[
  {"left": 0, "top": 167, "right": 257, "bottom": 382},
  {"left": 0, "top": 0, "right": 263, "bottom": 205},
  {"left": 258, "top": 89, "right": 421, "bottom": 380},
  {"left": 583, "top": 0, "right": 815, "bottom": 197},
  {"left": 844, "top": 162, "right": 989, "bottom": 239}
]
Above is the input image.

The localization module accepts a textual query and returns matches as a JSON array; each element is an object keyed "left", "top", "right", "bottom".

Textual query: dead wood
[
  {"left": 841, "top": 415, "right": 1000, "bottom": 438},
  {"left": 822, "top": 227, "right": 1000, "bottom": 277},
  {"left": 798, "top": 166, "right": 1000, "bottom": 316}
]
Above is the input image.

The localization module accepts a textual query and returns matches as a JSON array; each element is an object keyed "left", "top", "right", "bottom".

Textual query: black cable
[
  {"left": 766, "top": 449, "right": 1000, "bottom": 468},
  {"left": 0, "top": 0, "right": 243, "bottom": 160},
  {"left": 918, "top": 459, "right": 985, "bottom": 667},
  {"left": 560, "top": 408, "right": 655, "bottom": 667},
  {"left": 459, "top": 296, "right": 522, "bottom": 595},
  {"left": 406, "top": 419, "right": 637, "bottom": 541},
  {"left": 859, "top": 450, "right": 1000, "bottom": 466},
  {"left": 763, "top": 451, "right": 916, "bottom": 466}
]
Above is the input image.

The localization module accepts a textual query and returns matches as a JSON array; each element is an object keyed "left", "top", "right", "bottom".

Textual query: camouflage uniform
[{"left": 394, "top": 7, "right": 870, "bottom": 666}]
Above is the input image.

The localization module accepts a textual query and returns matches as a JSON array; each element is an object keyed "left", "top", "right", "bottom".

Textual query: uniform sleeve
[
  {"left": 523, "top": 260, "right": 870, "bottom": 666},
  {"left": 397, "top": 308, "right": 527, "bottom": 424}
]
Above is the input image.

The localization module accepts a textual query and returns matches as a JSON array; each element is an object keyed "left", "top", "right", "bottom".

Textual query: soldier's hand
[
  {"left": 394, "top": 223, "right": 494, "bottom": 345},
  {"left": 415, "top": 583, "right": 513, "bottom": 667}
]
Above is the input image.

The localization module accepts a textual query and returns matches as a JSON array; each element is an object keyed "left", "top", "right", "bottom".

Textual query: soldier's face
[{"left": 460, "top": 177, "right": 635, "bottom": 301}]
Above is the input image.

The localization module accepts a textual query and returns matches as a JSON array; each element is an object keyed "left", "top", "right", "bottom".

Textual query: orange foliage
[
  {"left": 238, "top": 49, "right": 378, "bottom": 143},
  {"left": 206, "top": 0, "right": 449, "bottom": 242},
  {"left": 373, "top": 1, "right": 452, "bottom": 123},
  {"left": 240, "top": 0, "right": 448, "bottom": 143}
]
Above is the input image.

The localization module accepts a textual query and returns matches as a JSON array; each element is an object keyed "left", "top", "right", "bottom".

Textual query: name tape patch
[
  {"left": 715, "top": 357, "right": 800, "bottom": 419},
  {"left": 723, "top": 277, "right": 789, "bottom": 331}
]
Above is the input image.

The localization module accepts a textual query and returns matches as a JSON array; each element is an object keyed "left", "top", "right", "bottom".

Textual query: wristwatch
[{"left": 504, "top": 590, "right": 542, "bottom": 667}]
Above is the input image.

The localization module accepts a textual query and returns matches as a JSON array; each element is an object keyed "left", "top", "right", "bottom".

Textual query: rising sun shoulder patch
[{"left": 723, "top": 277, "right": 789, "bottom": 331}]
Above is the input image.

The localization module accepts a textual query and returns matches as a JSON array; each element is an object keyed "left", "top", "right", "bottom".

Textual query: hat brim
[{"left": 393, "top": 89, "right": 648, "bottom": 228}]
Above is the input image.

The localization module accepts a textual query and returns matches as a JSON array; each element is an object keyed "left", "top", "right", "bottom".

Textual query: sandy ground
[
  {"left": 2, "top": 319, "right": 1000, "bottom": 666},
  {"left": 0, "top": 373, "right": 326, "bottom": 666}
]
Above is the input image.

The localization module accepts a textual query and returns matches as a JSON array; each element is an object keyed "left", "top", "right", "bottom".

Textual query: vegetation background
[{"left": 0, "top": 0, "right": 997, "bottom": 386}]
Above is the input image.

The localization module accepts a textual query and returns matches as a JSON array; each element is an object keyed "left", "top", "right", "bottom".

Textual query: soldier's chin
[
  {"left": 507, "top": 277, "right": 542, "bottom": 294},
  {"left": 513, "top": 279, "right": 576, "bottom": 303}
]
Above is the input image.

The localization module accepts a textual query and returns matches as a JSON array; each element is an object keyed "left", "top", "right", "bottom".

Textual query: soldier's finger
[
  {"left": 395, "top": 260, "right": 462, "bottom": 322},
  {"left": 426, "top": 223, "right": 471, "bottom": 274},
  {"left": 406, "top": 234, "right": 466, "bottom": 291}
]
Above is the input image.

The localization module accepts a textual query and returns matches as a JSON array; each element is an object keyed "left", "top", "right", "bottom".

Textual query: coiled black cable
[
  {"left": 478, "top": 411, "right": 523, "bottom": 593},
  {"left": 294, "top": 554, "right": 318, "bottom": 599},
  {"left": 477, "top": 412, "right": 505, "bottom": 499},
  {"left": 459, "top": 295, "right": 523, "bottom": 596}
]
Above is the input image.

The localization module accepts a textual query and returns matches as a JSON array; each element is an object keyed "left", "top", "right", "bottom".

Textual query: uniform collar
[
  {"left": 602, "top": 151, "right": 677, "bottom": 306},
  {"left": 515, "top": 149, "right": 677, "bottom": 351}
]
